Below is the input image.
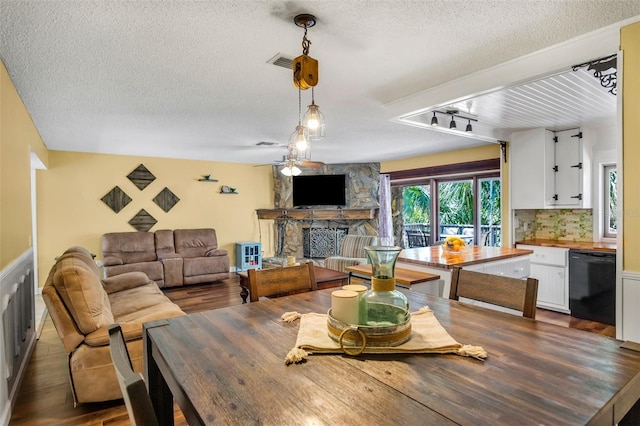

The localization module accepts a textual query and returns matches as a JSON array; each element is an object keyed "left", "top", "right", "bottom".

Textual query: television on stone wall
[{"left": 292, "top": 174, "right": 347, "bottom": 207}]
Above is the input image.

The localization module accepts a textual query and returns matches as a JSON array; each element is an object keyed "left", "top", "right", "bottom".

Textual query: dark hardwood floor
[{"left": 9, "top": 274, "right": 615, "bottom": 425}]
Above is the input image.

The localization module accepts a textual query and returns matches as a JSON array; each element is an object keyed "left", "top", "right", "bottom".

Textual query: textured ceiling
[{"left": 1, "top": 1, "right": 638, "bottom": 166}]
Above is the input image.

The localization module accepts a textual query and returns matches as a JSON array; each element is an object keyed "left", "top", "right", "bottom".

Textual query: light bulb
[
  {"left": 290, "top": 125, "right": 309, "bottom": 151},
  {"left": 303, "top": 104, "right": 325, "bottom": 140}
]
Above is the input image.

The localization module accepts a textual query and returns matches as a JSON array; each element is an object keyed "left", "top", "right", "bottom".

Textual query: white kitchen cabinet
[
  {"left": 510, "top": 128, "right": 591, "bottom": 209},
  {"left": 553, "top": 129, "right": 591, "bottom": 208},
  {"left": 517, "top": 244, "right": 569, "bottom": 313},
  {"left": 510, "top": 128, "right": 555, "bottom": 209}
]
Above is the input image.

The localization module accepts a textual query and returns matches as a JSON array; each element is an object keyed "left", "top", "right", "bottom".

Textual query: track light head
[
  {"left": 449, "top": 117, "right": 457, "bottom": 129},
  {"left": 465, "top": 120, "right": 473, "bottom": 132},
  {"left": 431, "top": 112, "right": 438, "bottom": 126}
]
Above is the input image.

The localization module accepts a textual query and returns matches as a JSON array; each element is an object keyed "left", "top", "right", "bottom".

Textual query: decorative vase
[{"left": 359, "top": 246, "right": 409, "bottom": 326}]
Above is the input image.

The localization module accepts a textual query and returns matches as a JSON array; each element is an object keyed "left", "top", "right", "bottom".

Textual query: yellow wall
[
  {"left": 622, "top": 22, "right": 640, "bottom": 272},
  {"left": 36, "top": 151, "right": 274, "bottom": 284},
  {"left": 380, "top": 144, "right": 509, "bottom": 244},
  {"left": 0, "top": 60, "right": 48, "bottom": 269}
]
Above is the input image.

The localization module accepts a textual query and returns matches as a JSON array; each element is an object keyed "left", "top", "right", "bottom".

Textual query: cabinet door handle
[
  {"left": 570, "top": 194, "right": 583, "bottom": 200},
  {"left": 571, "top": 163, "right": 583, "bottom": 169}
]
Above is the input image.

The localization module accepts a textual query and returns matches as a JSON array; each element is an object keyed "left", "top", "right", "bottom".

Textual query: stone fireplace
[{"left": 262, "top": 163, "right": 381, "bottom": 260}]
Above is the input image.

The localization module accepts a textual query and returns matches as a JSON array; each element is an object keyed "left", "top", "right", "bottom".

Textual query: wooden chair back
[
  {"left": 449, "top": 267, "right": 539, "bottom": 319},
  {"left": 108, "top": 324, "right": 159, "bottom": 426},
  {"left": 247, "top": 262, "right": 317, "bottom": 302}
]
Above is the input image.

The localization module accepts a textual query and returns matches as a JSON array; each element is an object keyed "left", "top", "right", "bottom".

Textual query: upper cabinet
[{"left": 511, "top": 128, "right": 591, "bottom": 209}]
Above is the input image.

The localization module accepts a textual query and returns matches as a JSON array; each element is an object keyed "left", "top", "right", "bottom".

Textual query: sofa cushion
[
  {"left": 183, "top": 256, "right": 228, "bottom": 277},
  {"left": 174, "top": 228, "right": 218, "bottom": 258},
  {"left": 102, "top": 231, "right": 157, "bottom": 263},
  {"left": 52, "top": 257, "right": 114, "bottom": 335},
  {"left": 108, "top": 282, "right": 178, "bottom": 318}
]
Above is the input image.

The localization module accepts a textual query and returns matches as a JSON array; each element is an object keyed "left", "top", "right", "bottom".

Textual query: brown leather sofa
[
  {"left": 42, "top": 246, "right": 185, "bottom": 404},
  {"left": 101, "top": 228, "right": 230, "bottom": 287}
]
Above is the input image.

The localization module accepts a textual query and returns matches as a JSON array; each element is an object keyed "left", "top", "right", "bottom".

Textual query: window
[
  {"left": 390, "top": 159, "right": 501, "bottom": 248},
  {"left": 604, "top": 165, "right": 617, "bottom": 238}
]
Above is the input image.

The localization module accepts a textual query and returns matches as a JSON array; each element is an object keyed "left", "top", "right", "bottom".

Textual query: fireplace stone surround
[{"left": 264, "top": 163, "right": 381, "bottom": 260}]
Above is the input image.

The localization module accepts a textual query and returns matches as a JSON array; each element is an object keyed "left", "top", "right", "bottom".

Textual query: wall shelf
[
  {"left": 256, "top": 208, "right": 378, "bottom": 221},
  {"left": 198, "top": 178, "right": 219, "bottom": 182}
]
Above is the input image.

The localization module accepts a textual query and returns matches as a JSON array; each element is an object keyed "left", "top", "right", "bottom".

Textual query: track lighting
[
  {"left": 431, "top": 112, "right": 438, "bottom": 127},
  {"left": 429, "top": 110, "right": 478, "bottom": 134}
]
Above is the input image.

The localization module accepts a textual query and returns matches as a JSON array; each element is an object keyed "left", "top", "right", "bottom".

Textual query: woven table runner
[{"left": 283, "top": 306, "right": 487, "bottom": 364}]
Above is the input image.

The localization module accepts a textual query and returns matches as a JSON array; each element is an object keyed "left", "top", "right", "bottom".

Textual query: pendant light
[
  {"left": 281, "top": 13, "right": 323, "bottom": 176},
  {"left": 303, "top": 87, "right": 325, "bottom": 140},
  {"left": 289, "top": 85, "right": 309, "bottom": 151}
]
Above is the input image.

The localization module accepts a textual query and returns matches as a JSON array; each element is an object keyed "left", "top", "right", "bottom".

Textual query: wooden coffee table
[{"left": 238, "top": 264, "right": 349, "bottom": 303}]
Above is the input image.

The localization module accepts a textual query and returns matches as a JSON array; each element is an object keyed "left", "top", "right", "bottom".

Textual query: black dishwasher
[{"left": 568, "top": 250, "right": 616, "bottom": 325}]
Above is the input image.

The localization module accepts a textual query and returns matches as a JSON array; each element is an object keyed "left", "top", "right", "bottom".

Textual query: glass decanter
[{"left": 359, "top": 245, "right": 409, "bottom": 326}]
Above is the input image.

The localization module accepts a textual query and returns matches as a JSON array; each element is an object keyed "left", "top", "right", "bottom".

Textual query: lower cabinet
[{"left": 517, "top": 244, "right": 569, "bottom": 313}]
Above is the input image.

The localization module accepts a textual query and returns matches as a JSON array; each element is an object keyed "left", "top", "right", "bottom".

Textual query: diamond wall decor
[
  {"left": 127, "top": 164, "right": 156, "bottom": 190},
  {"left": 128, "top": 209, "right": 157, "bottom": 232},
  {"left": 153, "top": 187, "right": 180, "bottom": 213},
  {"left": 101, "top": 186, "right": 132, "bottom": 213}
]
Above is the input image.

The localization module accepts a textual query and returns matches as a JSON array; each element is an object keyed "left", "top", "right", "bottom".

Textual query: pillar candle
[
  {"left": 342, "top": 284, "right": 368, "bottom": 296},
  {"left": 331, "top": 290, "right": 359, "bottom": 325}
]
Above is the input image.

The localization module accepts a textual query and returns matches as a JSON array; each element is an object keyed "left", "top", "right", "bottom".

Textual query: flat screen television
[{"left": 292, "top": 174, "right": 346, "bottom": 207}]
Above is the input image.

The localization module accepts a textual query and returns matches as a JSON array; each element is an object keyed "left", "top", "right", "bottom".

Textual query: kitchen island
[{"left": 397, "top": 245, "right": 533, "bottom": 298}]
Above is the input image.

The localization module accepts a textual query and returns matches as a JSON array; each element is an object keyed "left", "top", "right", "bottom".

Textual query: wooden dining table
[{"left": 144, "top": 289, "right": 640, "bottom": 425}]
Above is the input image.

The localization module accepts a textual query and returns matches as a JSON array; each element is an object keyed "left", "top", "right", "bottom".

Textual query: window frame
[
  {"left": 603, "top": 164, "right": 617, "bottom": 239},
  {"left": 390, "top": 159, "right": 501, "bottom": 247}
]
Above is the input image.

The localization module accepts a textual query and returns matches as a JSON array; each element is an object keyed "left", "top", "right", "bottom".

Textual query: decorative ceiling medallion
[
  {"left": 153, "top": 187, "right": 180, "bottom": 212},
  {"left": 572, "top": 54, "right": 617, "bottom": 95},
  {"left": 101, "top": 186, "right": 132, "bottom": 213},
  {"left": 127, "top": 164, "right": 156, "bottom": 190},
  {"left": 128, "top": 209, "right": 157, "bottom": 232}
]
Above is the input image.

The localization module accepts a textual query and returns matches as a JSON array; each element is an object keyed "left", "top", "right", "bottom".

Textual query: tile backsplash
[{"left": 514, "top": 209, "right": 593, "bottom": 242}]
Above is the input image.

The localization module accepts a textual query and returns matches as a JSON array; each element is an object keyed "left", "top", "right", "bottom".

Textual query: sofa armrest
[
  {"left": 101, "top": 271, "right": 151, "bottom": 294},
  {"left": 84, "top": 322, "right": 143, "bottom": 347},
  {"left": 102, "top": 256, "right": 123, "bottom": 266},
  {"left": 161, "top": 257, "right": 184, "bottom": 287},
  {"left": 205, "top": 248, "right": 228, "bottom": 257}
]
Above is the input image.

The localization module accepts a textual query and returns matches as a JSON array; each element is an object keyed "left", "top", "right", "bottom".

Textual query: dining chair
[
  {"left": 449, "top": 267, "right": 539, "bottom": 319},
  {"left": 247, "top": 261, "right": 317, "bottom": 302},
  {"left": 108, "top": 324, "right": 159, "bottom": 426}
]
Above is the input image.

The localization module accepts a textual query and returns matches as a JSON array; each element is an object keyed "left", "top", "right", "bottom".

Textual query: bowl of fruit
[{"left": 441, "top": 236, "right": 469, "bottom": 253}]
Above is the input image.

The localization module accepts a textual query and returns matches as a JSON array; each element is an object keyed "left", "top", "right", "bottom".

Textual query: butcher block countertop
[
  {"left": 516, "top": 239, "right": 617, "bottom": 253},
  {"left": 398, "top": 245, "right": 533, "bottom": 269}
]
